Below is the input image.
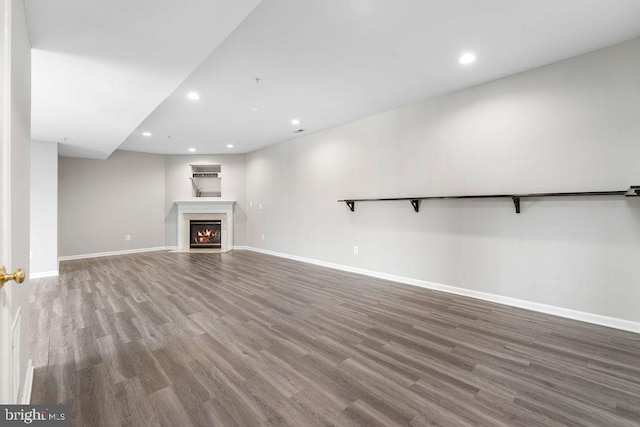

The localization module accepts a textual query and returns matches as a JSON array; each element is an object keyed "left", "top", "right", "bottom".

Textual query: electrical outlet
[
  {"left": 261, "top": 234, "right": 265, "bottom": 240},
  {"left": 353, "top": 246, "right": 358, "bottom": 254},
  {"left": 249, "top": 201, "right": 253, "bottom": 207},
  {"left": 125, "top": 235, "right": 131, "bottom": 241},
  {"left": 259, "top": 203, "right": 263, "bottom": 210}
]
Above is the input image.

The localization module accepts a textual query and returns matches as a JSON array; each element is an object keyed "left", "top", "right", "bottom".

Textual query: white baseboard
[
  {"left": 235, "top": 246, "right": 640, "bottom": 334},
  {"left": 20, "top": 359, "right": 33, "bottom": 404},
  {"left": 58, "top": 246, "right": 172, "bottom": 262},
  {"left": 29, "top": 270, "right": 58, "bottom": 279}
]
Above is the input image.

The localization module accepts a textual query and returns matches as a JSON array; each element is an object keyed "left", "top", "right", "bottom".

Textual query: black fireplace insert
[{"left": 189, "top": 220, "right": 222, "bottom": 249}]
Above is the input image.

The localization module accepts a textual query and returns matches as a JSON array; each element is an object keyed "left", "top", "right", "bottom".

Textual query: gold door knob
[{"left": 0, "top": 266, "right": 25, "bottom": 287}]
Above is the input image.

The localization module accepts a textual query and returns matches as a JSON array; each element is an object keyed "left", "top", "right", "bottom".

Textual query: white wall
[
  {"left": 30, "top": 141, "right": 58, "bottom": 275},
  {"left": 164, "top": 154, "right": 247, "bottom": 247},
  {"left": 58, "top": 150, "right": 166, "bottom": 257},
  {"left": 246, "top": 38, "right": 640, "bottom": 323},
  {"left": 57, "top": 151, "right": 248, "bottom": 256}
]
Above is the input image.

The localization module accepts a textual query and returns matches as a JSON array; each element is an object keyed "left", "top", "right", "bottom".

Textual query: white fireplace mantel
[{"left": 175, "top": 199, "right": 236, "bottom": 252}]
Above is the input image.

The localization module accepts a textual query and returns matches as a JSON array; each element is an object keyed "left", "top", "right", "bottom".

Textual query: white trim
[
  {"left": 20, "top": 358, "right": 32, "bottom": 404},
  {"left": 29, "top": 270, "right": 58, "bottom": 279},
  {"left": 236, "top": 246, "right": 640, "bottom": 334},
  {"left": 58, "top": 246, "right": 171, "bottom": 262}
]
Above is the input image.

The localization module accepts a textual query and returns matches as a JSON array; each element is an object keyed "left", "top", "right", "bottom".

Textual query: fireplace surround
[{"left": 175, "top": 199, "right": 235, "bottom": 252}]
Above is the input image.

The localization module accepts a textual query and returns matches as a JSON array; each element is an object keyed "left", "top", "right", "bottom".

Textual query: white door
[{"left": 0, "top": 0, "right": 32, "bottom": 404}]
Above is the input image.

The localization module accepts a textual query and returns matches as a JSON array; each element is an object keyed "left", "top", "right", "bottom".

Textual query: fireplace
[
  {"left": 175, "top": 200, "right": 235, "bottom": 252},
  {"left": 190, "top": 220, "right": 222, "bottom": 249}
]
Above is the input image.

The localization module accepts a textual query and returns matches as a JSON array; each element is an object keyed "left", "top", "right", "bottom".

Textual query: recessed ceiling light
[
  {"left": 226, "top": 144, "right": 234, "bottom": 148},
  {"left": 188, "top": 148, "right": 196, "bottom": 152},
  {"left": 291, "top": 118, "right": 301, "bottom": 126},
  {"left": 187, "top": 92, "right": 200, "bottom": 100},
  {"left": 458, "top": 52, "right": 476, "bottom": 65},
  {"left": 142, "top": 132, "right": 151, "bottom": 137},
  {"left": 249, "top": 106, "right": 259, "bottom": 112}
]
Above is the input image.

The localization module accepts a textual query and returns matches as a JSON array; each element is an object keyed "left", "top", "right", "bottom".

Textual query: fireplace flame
[{"left": 194, "top": 228, "right": 219, "bottom": 244}]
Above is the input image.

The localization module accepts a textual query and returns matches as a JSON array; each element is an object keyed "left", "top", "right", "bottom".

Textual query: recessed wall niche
[{"left": 190, "top": 164, "right": 222, "bottom": 197}]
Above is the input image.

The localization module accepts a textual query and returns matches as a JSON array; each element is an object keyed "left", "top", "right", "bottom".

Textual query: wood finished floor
[{"left": 30, "top": 250, "right": 640, "bottom": 426}]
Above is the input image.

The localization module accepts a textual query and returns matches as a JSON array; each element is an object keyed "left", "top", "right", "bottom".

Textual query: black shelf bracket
[
  {"left": 338, "top": 185, "right": 639, "bottom": 214},
  {"left": 512, "top": 197, "right": 521, "bottom": 214},
  {"left": 626, "top": 186, "right": 640, "bottom": 196}
]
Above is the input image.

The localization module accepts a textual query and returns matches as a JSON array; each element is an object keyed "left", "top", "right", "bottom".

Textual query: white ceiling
[
  {"left": 27, "top": 0, "right": 640, "bottom": 159},
  {"left": 26, "top": 0, "right": 262, "bottom": 158}
]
